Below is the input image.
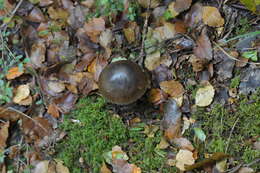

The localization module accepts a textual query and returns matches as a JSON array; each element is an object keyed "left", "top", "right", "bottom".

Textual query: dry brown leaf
[
  {"left": 195, "top": 82, "right": 215, "bottom": 107},
  {"left": 176, "top": 149, "right": 195, "bottom": 171},
  {"left": 172, "top": 137, "right": 194, "bottom": 151},
  {"left": 0, "top": 121, "right": 10, "bottom": 150},
  {"left": 84, "top": 17, "right": 106, "bottom": 43},
  {"left": 30, "top": 41, "right": 46, "bottom": 68},
  {"left": 99, "top": 29, "right": 113, "bottom": 48},
  {"left": 47, "top": 81, "right": 65, "bottom": 93},
  {"left": 18, "top": 96, "right": 33, "bottom": 106},
  {"left": 48, "top": 7, "right": 69, "bottom": 21},
  {"left": 123, "top": 22, "right": 138, "bottom": 43},
  {"left": 189, "top": 55, "right": 208, "bottom": 72},
  {"left": 32, "top": 160, "right": 50, "bottom": 173},
  {"left": 202, "top": 6, "right": 224, "bottom": 27},
  {"left": 6, "top": 67, "right": 24, "bottom": 80},
  {"left": 13, "top": 84, "right": 30, "bottom": 104},
  {"left": 100, "top": 162, "right": 112, "bottom": 173},
  {"left": 148, "top": 88, "right": 167, "bottom": 105},
  {"left": 88, "top": 57, "right": 108, "bottom": 82},
  {"left": 174, "top": 0, "right": 192, "bottom": 13},
  {"left": 47, "top": 103, "right": 60, "bottom": 118},
  {"left": 27, "top": 7, "right": 46, "bottom": 22},
  {"left": 160, "top": 80, "right": 184, "bottom": 98},
  {"left": 0, "top": 107, "right": 21, "bottom": 121},
  {"left": 138, "top": 0, "right": 160, "bottom": 8},
  {"left": 56, "top": 161, "right": 70, "bottom": 173},
  {"left": 193, "top": 28, "right": 212, "bottom": 61},
  {"left": 145, "top": 51, "right": 161, "bottom": 71},
  {"left": 238, "top": 167, "right": 254, "bottom": 173},
  {"left": 53, "top": 92, "right": 78, "bottom": 113}
]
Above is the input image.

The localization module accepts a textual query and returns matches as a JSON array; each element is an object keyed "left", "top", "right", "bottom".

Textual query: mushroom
[{"left": 98, "top": 60, "right": 148, "bottom": 105}]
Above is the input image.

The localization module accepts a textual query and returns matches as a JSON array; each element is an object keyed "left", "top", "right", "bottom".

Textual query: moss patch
[
  {"left": 191, "top": 89, "right": 260, "bottom": 168},
  {"left": 56, "top": 96, "right": 175, "bottom": 173}
]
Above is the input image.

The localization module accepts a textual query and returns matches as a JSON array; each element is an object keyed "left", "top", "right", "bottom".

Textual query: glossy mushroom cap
[{"left": 98, "top": 60, "right": 148, "bottom": 105}]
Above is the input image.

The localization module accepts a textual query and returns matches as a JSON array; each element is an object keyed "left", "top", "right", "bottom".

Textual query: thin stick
[
  {"left": 225, "top": 117, "right": 239, "bottom": 153},
  {"left": 213, "top": 42, "right": 260, "bottom": 65},
  {"left": 3, "top": 107, "right": 48, "bottom": 133},
  {"left": 138, "top": 0, "right": 151, "bottom": 66},
  {"left": 0, "top": 0, "right": 24, "bottom": 29}
]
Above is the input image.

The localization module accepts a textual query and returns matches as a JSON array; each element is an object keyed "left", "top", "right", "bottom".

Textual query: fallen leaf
[
  {"left": 0, "top": 121, "right": 10, "bottom": 150},
  {"left": 75, "top": 53, "right": 95, "bottom": 72},
  {"left": 174, "top": 0, "right": 192, "bottom": 13},
  {"left": 6, "top": 67, "right": 24, "bottom": 80},
  {"left": 193, "top": 28, "right": 212, "bottom": 61},
  {"left": 100, "top": 162, "right": 112, "bottom": 173},
  {"left": 162, "top": 99, "right": 182, "bottom": 140},
  {"left": 32, "top": 160, "right": 49, "bottom": 173},
  {"left": 47, "top": 103, "right": 60, "bottom": 118},
  {"left": 56, "top": 160, "right": 70, "bottom": 173},
  {"left": 30, "top": 41, "right": 46, "bottom": 68},
  {"left": 18, "top": 96, "right": 33, "bottom": 106},
  {"left": 238, "top": 167, "right": 255, "bottom": 173},
  {"left": 99, "top": 29, "right": 113, "bottom": 48},
  {"left": 185, "top": 152, "right": 230, "bottom": 171},
  {"left": 53, "top": 92, "right": 78, "bottom": 113},
  {"left": 84, "top": 17, "right": 106, "bottom": 43},
  {"left": 48, "top": 7, "right": 69, "bottom": 21},
  {"left": 13, "top": 84, "right": 30, "bottom": 104},
  {"left": 240, "top": 0, "right": 260, "bottom": 14},
  {"left": 88, "top": 57, "right": 108, "bottom": 82},
  {"left": 47, "top": 81, "right": 65, "bottom": 93},
  {"left": 138, "top": 0, "right": 160, "bottom": 8},
  {"left": 39, "top": 0, "right": 53, "bottom": 7},
  {"left": 0, "top": 107, "right": 21, "bottom": 121},
  {"left": 0, "top": 0, "right": 14, "bottom": 16},
  {"left": 184, "top": 3, "right": 203, "bottom": 28},
  {"left": 189, "top": 55, "right": 208, "bottom": 72},
  {"left": 202, "top": 6, "right": 224, "bottom": 27},
  {"left": 152, "top": 65, "right": 173, "bottom": 85},
  {"left": 148, "top": 88, "right": 167, "bottom": 105},
  {"left": 145, "top": 51, "right": 161, "bottom": 71},
  {"left": 156, "top": 137, "right": 170, "bottom": 149},
  {"left": 176, "top": 149, "right": 195, "bottom": 171},
  {"left": 160, "top": 80, "right": 184, "bottom": 98},
  {"left": 26, "top": 7, "right": 45, "bottom": 22},
  {"left": 123, "top": 22, "right": 138, "bottom": 43},
  {"left": 195, "top": 83, "right": 215, "bottom": 107},
  {"left": 172, "top": 137, "right": 194, "bottom": 151}
]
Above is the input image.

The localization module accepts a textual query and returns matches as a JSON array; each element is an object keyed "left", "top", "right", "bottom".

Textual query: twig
[
  {"left": 138, "top": 0, "right": 151, "bottom": 66},
  {"left": 2, "top": 107, "right": 48, "bottom": 133},
  {"left": 213, "top": 42, "right": 260, "bottom": 65},
  {"left": 0, "top": 0, "right": 24, "bottom": 29},
  {"left": 225, "top": 117, "right": 239, "bottom": 153}
]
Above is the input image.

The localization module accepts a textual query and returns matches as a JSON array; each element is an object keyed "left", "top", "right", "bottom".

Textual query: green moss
[
  {"left": 56, "top": 96, "right": 175, "bottom": 173},
  {"left": 192, "top": 89, "right": 260, "bottom": 169}
]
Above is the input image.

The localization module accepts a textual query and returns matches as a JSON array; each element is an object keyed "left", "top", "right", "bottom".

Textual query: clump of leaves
[
  {"left": 192, "top": 89, "right": 260, "bottom": 168},
  {"left": 0, "top": 31, "right": 29, "bottom": 105}
]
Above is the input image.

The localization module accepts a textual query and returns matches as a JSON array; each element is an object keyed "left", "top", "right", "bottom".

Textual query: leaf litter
[{"left": 0, "top": 0, "right": 260, "bottom": 172}]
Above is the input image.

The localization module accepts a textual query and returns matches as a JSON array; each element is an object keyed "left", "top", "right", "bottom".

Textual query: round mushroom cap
[{"left": 98, "top": 60, "right": 148, "bottom": 105}]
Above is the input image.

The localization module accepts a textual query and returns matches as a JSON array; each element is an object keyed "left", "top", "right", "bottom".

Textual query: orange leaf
[
  {"left": 6, "top": 67, "right": 24, "bottom": 80},
  {"left": 160, "top": 80, "right": 184, "bottom": 98},
  {"left": 202, "top": 6, "right": 224, "bottom": 27},
  {"left": 47, "top": 103, "right": 60, "bottom": 118}
]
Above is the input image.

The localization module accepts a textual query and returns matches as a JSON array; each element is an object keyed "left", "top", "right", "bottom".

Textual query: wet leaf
[
  {"left": 160, "top": 80, "right": 184, "bottom": 98},
  {"left": 84, "top": 17, "right": 106, "bottom": 43},
  {"left": 88, "top": 57, "right": 108, "bottom": 82},
  {"left": 176, "top": 149, "right": 195, "bottom": 171},
  {"left": 13, "top": 84, "right": 30, "bottom": 104},
  {"left": 202, "top": 6, "right": 224, "bottom": 27},
  {"left": 193, "top": 127, "right": 206, "bottom": 141},
  {"left": 0, "top": 121, "right": 9, "bottom": 150},
  {"left": 195, "top": 83, "right": 215, "bottom": 107},
  {"left": 148, "top": 88, "right": 167, "bottom": 105},
  {"left": 194, "top": 28, "right": 212, "bottom": 61},
  {"left": 6, "top": 67, "right": 24, "bottom": 80}
]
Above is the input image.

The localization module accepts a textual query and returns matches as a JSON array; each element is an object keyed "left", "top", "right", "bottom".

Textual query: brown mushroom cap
[{"left": 98, "top": 60, "right": 148, "bottom": 105}]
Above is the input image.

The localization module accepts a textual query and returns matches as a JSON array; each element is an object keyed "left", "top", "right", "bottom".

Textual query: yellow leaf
[{"left": 202, "top": 6, "right": 224, "bottom": 27}]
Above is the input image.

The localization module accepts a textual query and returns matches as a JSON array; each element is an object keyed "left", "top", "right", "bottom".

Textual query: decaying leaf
[
  {"left": 162, "top": 99, "right": 182, "bottom": 140},
  {"left": 30, "top": 41, "right": 46, "bottom": 68},
  {"left": 148, "top": 88, "right": 167, "bottom": 105},
  {"left": 56, "top": 160, "right": 70, "bottom": 173},
  {"left": 172, "top": 137, "right": 194, "bottom": 151},
  {"left": 240, "top": 0, "right": 260, "bottom": 14},
  {"left": 0, "top": 121, "right": 10, "bottom": 150},
  {"left": 194, "top": 28, "right": 212, "bottom": 61},
  {"left": 0, "top": 107, "right": 21, "bottom": 121},
  {"left": 174, "top": 0, "right": 192, "bottom": 13},
  {"left": 53, "top": 92, "right": 78, "bottom": 113},
  {"left": 6, "top": 67, "right": 24, "bottom": 80},
  {"left": 13, "top": 84, "right": 30, "bottom": 104},
  {"left": 32, "top": 160, "right": 50, "bottom": 173},
  {"left": 88, "top": 57, "right": 108, "bottom": 82},
  {"left": 156, "top": 137, "right": 170, "bottom": 149},
  {"left": 195, "top": 82, "right": 215, "bottom": 107},
  {"left": 47, "top": 81, "right": 66, "bottom": 93},
  {"left": 189, "top": 55, "right": 208, "bottom": 72},
  {"left": 184, "top": 3, "right": 203, "bottom": 28},
  {"left": 202, "top": 6, "right": 224, "bottom": 27},
  {"left": 160, "top": 80, "right": 184, "bottom": 98},
  {"left": 138, "top": 0, "right": 160, "bottom": 8},
  {"left": 185, "top": 152, "right": 230, "bottom": 171},
  {"left": 26, "top": 7, "right": 45, "bottom": 22},
  {"left": 176, "top": 149, "right": 195, "bottom": 171},
  {"left": 84, "top": 17, "right": 106, "bottom": 43},
  {"left": 47, "top": 103, "right": 60, "bottom": 118}
]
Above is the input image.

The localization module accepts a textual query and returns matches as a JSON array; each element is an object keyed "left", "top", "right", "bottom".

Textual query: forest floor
[{"left": 0, "top": 0, "right": 260, "bottom": 172}]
